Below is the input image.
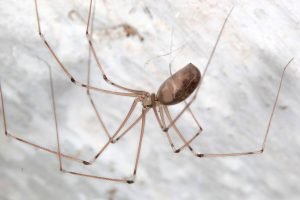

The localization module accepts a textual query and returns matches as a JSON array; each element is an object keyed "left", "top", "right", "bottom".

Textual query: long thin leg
[
  {"left": 84, "top": 0, "right": 112, "bottom": 140},
  {"left": 83, "top": 98, "right": 140, "bottom": 165},
  {"left": 85, "top": 3, "right": 144, "bottom": 142},
  {"left": 156, "top": 105, "right": 176, "bottom": 151},
  {"left": 130, "top": 108, "right": 147, "bottom": 183},
  {"left": 164, "top": 7, "right": 234, "bottom": 130},
  {"left": 48, "top": 60, "right": 62, "bottom": 170},
  {"left": 153, "top": 104, "right": 200, "bottom": 153},
  {"left": 1, "top": 67, "right": 146, "bottom": 184},
  {"left": 33, "top": 0, "right": 138, "bottom": 98},
  {"left": 194, "top": 6, "right": 234, "bottom": 96},
  {"left": 152, "top": 103, "right": 164, "bottom": 129},
  {"left": 185, "top": 102, "right": 203, "bottom": 132},
  {"left": 87, "top": 95, "right": 111, "bottom": 140},
  {"left": 193, "top": 58, "right": 294, "bottom": 158},
  {"left": 0, "top": 71, "right": 89, "bottom": 165},
  {"left": 86, "top": 0, "right": 146, "bottom": 95},
  {"left": 112, "top": 111, "right": 144, "bottom": 143},
  {"left": 61, "top": 108, "right": 148, "bottom": 184},
  {"left": 163, "top": 106, "right": 201, "bottom": 153},
  {"left": 0, "top": 84, "right": 7, "bottom": 136}
]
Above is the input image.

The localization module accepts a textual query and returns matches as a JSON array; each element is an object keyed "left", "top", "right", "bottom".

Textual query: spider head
[{"left": 141, "top": 93, "right": 156, "bottom": 108}]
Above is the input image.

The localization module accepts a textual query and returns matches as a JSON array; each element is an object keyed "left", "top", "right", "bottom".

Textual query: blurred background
[{"left": 0, "top": 0, "right": 299, "bottom": 199}]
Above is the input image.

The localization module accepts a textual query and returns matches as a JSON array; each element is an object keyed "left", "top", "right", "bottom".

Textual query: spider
[{"left": 0, "top": 0, "right": 294, "bottom": 184}]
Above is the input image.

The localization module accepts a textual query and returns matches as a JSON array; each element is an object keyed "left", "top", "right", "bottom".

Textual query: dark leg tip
[
  {"left": 197, "top": 154, "right": 204, "bottom": 157},
  {"left": 188, "top": 146, "right": 194, "bottom": 151},
  {"left": 174, "top": 149, "right": 181, "bottom": 153},
  {"left": 126, "top": 180, "right": 134, "bottom": 184},
  {"left": 163, "top": 128, "right": 168, "bottom": 132},
  {"left": 111, "top": 138, "right": 119, "bottom": 143},
  {"left": 83, "top": 161, "right": 91, "bottom": 165},
  {"left": 94, "top": 153, "right": 100, "bottom": 159},
  {"left": 260, "top": 149, "right": 264, "bottom": 153},
  {"left": 70, "top": 77, "right": 75, "bottom": 83}
]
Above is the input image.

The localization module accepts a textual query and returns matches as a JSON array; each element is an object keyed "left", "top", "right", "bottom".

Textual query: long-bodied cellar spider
[{"left": 0, "top": 0, "right": 294, "bottom": 184}]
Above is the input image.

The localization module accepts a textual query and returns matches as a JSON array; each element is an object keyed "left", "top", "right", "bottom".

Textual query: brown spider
[{"left": 0, "top": 0, "right": 294, "bottom": 184}]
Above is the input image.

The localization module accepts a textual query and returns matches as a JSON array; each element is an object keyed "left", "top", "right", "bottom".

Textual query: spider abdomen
[{"left": 157, "top": 63, "right": 201, "bottom": 105}]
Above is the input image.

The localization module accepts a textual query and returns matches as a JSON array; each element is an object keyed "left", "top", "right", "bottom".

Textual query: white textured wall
[{"left": 0, "top": 0, "right": 299, "bottom": 200}]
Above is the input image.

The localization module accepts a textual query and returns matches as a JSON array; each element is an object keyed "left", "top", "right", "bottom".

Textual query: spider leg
[
  {"left": 61, "top": 108, "right": 148, "bottom": 184},
  {"left": 82, "top": 0, "right": 112, "bottom": 141},
  {"left": 90, "top": 103, "right": 149, "bottom": 145},
  {"left": 163, "top": 106, "right": 202, "bottom": 153},
  {"left": 33, "top": 0, "right": 138, "bottom": 98},
  {"left": 130, "top": 108, "right": 147, "bottom": 182},
  {"left": 86, "top": 92, "right": 112, "bottom": 140},
  {"left": 84, "top": 5, "right": 141, "bottom": 142},
  {"left": 112, "top": 111, "right": 144, "bottom": 143},
  {"left": 86, "top": 0, "right": 146, "bottom": 95},
  {"left": 185, "top": 101, "right": 203, "bottom": 132},
  {"left": 82, "top": 98, "right": 142, "bottom": 165},
  {"left": 153, "top": 105, "right": 176, "bottom": 151},
  {"left": 194, "top": 6, "right": 234, "bottom": 96},
  {"left": 192, "top": 58, "right": 294, "bottom": 158},
  {"left": 164, "top": 7, "right": 234, "bottom": 130},
  {"left": 152, "top": 103, "right": 201, "bottom": 153},
  {"left": 2, "top": 62, "right": 147, "bottom": 183},
  {"left": 0, "top": 66, "right": 90, "bottom": 165}
]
